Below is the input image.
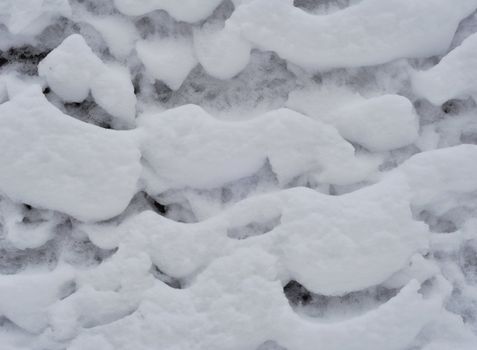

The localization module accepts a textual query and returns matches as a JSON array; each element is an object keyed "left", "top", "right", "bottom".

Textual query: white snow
[
  {"left": 288, "top": 88, "right": 419, "bottom": 152},
  {"left": 0, "top": 199, "right": 58, "bottom": 250},
  {"left": 39, "top": 34, "right": 137, "bottom": 124},
  {"left": 413, "top": 32, "right": 477, "bottom": 105},
  {"left": 79, "top": 14, "right": 140, "bottom": 59},
  {"left": 136, "top": 37, "right": 198, "bottom": 90},
  {"left": 1, "top": 1, "right": 477, "bottom": 349},
  {"left": 38, "top": 34, "right": 103, "bottom": 103},
  {"left": 139, "top": 105, "right": 377, "bottom": 192},
  {"left": 113, "top": 0, "right": 224, "bottom": 22},
  {"left": 199, "top": 0, "right": 477, "bottom": 76},
  {"left": 86, "top": 175, "right": 428, "bottom": 296},
  {"left": 90, "top": 64, "right": 137, "bottom": 124},
  {"left": 0, "top": 265, "right": 74, "bottom": 333},
  {"left": 0, "top": 0, "right": 71, "bottom": 36},
  {"left": 0, "top": 86, "right": 141, "bottom": 222},
  {"left": 59, "top": 249, "right": 445, "bottom": 350},
  {"left": 194, "top": 24, "right": 252, "bottom": 80}
]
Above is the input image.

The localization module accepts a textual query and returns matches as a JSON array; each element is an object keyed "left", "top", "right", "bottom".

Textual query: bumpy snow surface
[{"left": 1, "top": 1, "right": 477, "bottom": 350}]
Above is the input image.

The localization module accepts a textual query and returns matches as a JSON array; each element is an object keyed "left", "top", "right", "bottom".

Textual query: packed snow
[{"left": 1, "top": 0, "right": 477, "bottom": 350}]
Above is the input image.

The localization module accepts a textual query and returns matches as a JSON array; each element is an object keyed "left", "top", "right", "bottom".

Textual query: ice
[
  {"left": 39, "top": 34, "right": 137, "bottom": 124},
  {"left": 139, "top": 105, "right": 377, "bottom": 192},
  {"left": 113, "top": 0, "right": 224, "bottom": 22},
  {"left": 413, "top": 32, "right": 477, "bottom": 105},
  {"left": 0, "top": 86, "right": 141, "bottom": 222},
  {"left": 136, "top": 37, "right": 198, "bottom": 90}
]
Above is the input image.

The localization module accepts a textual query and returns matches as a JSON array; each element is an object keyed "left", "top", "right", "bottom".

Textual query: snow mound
[
  {"left": 0, "top": 0, "right": 71, "bottom": 36},
  {"left": 288, "top": 89, "right": 419, "bottom": 152},
  {"left": 113, "top": 0, "right": 224, "bottom": 22},
  {"left": 413, "top": 32, "right": 477, "bottom": 105},
  {"left": 87, "top": 175, "right": 427, "bottom": 296},
  {"left": 139, "top": 105, "right": 377, "bottom": 192},
  {"left": 65, "top": 253, "right": 443, "bottom": 350},
  {"left": 78, "top": 14, "right": 139, "bottom": 59},
  {"left": 39, "top": 34, "right": 137, "bottom": 125},
  {"left": 196, "top": 0, "right": 477, "bottom": 76},
  {"left": 0, "top": 86, "right": 141, "bottom": 222},
  {"left": 136, "top": 37, "right": 198, "bottom": 90}
]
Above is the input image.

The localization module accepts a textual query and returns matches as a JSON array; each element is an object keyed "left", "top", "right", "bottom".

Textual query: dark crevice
[
  {"left": 144, "top": 193, "right": 168, "bottom": 215},
  {"left": 150, "top": 265, "right": 183, "bottom": 289},
  {"left": 62, "top": 97, "right": 113, "bottom": 129},
  {"left": 256, "top": 341, "right": 288, "bottom": 350},
  {"left": 283, "top": 280, "right": 399, "bottom": 319},
  {"left": 227, "top": 216, "right": 281, "bottom": 240},
  {"left": 58, "top": 280, "right": 78, "bottom": 300},
  {"left": 417, "top": 210, "right": 459, "bottom": 234},
  {"left": 0, "top": 46, "right": 51, "bottom": 75}
]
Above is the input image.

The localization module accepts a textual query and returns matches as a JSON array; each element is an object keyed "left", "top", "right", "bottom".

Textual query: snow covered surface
[
  {"left": 136, "top": 37, "right": 198, "bottom": 90},
  {"left": 39, "top": 34, "right": 137, "bottom": 125},
  {"left": 1, "top": 1, "right": 477, "bottom": 350},
  {"left": 413, "top": 32, "right": 477, "bottom": 105},
  {"left": 0, "top": 86, "right": 141, "bottom": 221}
]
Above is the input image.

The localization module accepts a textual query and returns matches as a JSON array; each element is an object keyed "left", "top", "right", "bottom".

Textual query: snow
[
  {"left": 0, "top": 265, "right": 74, "bottom": 333},
  {"left": 0, "top": 86, "right": 141, "bottom": 222},
  {"left": 61, "top": 251, "right": 444, "bottom": 350},
  {"left": 90, "top": 64, "right": 137, "bottom": 125},
  {"left": 38, "top": 34, "right": 103, "bottom": 103},
  {"left": 113, "top": 0, "right": 224, "bottom": 22},
  {"left": 86, "top": 175, "right": 428, "bottom": 296},
  {"left": 0, "top": 0, "right": 71, "bottom": 36},
  {"left": 204, "top": 0, "right": 477, "bottom": 75},
  {"left": 413, "top": 32, "right": 477, "bottom": 105},
  {"left": 1, "top": 0, "right": 477, "bottom": 349},
  {"left": 0, "top": 198, "right": 58, "bottom": 250},
  {"left": 136, "top": 37, "right": 198, "bottom": 90},
  {"left": 78, "top": 14, "right": 139, "bottom": 59},
  {"left": 194, "top": 24, "right": 252, "bottom": 80},
  {"left": 288, "top": 88, "right": 419, "bottom": 152},
  {"left": 39, "top": 34, "right": 137, "bottom": 124},
  {"left": 139, "top": 105, "right": 377, "bottom": 192}
]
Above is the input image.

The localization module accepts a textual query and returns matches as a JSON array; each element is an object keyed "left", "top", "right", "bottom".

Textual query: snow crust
[{"left": 1, "top": 0, "right": 477, "bottom": 349}]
